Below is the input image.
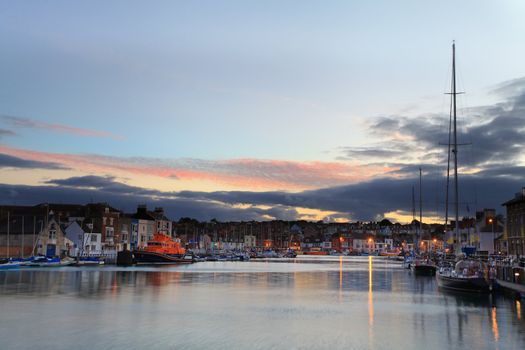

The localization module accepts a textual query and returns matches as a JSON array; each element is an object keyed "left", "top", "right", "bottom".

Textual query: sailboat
[{"left": 435, "top": 42, "right": 492, "bottom": 293}]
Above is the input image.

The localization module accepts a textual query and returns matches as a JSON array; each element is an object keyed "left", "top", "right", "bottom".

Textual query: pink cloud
[{"left": 0, "top": 146, "right": 397, "bottom": 190}]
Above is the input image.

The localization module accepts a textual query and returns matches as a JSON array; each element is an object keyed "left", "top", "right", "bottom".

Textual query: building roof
[{"left": 502, "top": 194, "right": 525, "bottom": 206}]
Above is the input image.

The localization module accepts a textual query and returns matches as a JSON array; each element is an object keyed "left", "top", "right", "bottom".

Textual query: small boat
[
  {"left": 360, "top": 251, "right": 378, "bottom": 256},
  {"left": 75, "top": 256, "right": 105, "bottom": 266},
  {"left": 304, "top": 248, "right": 328, "bottom": 256},
  {"left": 133, "top": 233, "right": 193, "bottom": 264},
  {"left": 283, "top": 249, "right": 297, "bottom": 258},
  {"left": 193, "top": 256, "right": 206, "bottom": 262},
  {"left": 9, "top": 257, "right": 35, "bottom": 266},
  {"left": 262, "top": 250, "right": 280, "bottom": 258},
  {"left": 60, "top": 257, "right": 76, "bottom": 266},
  {"left": 27, "top": 256, "right": 62, "bottom": 267},
  {"left": 436, "top": 260, "right": 492, "bottom": 293},
  {"left": 0, "top": 259, "right": 20, "bottom": 270},
  {"left": 379, "top": 249, "right": 401, "bottom": 257},
  {"left": 412, "top": 258, "right": 437, "bottom": 276}
]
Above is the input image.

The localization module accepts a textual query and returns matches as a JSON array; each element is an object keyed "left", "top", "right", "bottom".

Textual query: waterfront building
[
  {"left": 119, "top": 215, "right": 132, "bottom": 250},
  {"left": 83, "top": 203, "right": 122, "bottom": 253},
  {"left": 467, "top": 208, "right": 504, "bottom": 254},
  {"left": 64, "top": 221, "right": 103, "bottom": 256},
  {"left": 129, "top": 205, "right": 156, "bottom": 249},
  {"left": 351, "top": 232, "right": 374, "bottom": 253},
  {"left": 150, "top": 207, "right": 173, "bottom": 237},
  {"left": 331, "top": 232, "right": 350, "bottom": 253},
  {"left": 36, "top": 214, "right": 69, "bottom": 256},
  {"left": 502, "top": 188, "right": 525, "bottom": 256}
]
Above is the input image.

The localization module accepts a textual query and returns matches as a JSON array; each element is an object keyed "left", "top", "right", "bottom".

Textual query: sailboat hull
[
  {"left": 436, "top": 273, "right": 492, "bottom": 293},
  {"left": 412, "top": 264, "right": 436, "bottom": 276}
]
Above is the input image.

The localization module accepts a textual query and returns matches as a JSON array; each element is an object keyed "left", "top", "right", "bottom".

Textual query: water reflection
[
  {"left": 491, "top": 306, "right": 500, "bottom": 343},
  {"left": 368, "top": 256, "right": 374, "bottom": 349},
  {"left": 0, "top": 258, "right": 524, "bottom": 350}
]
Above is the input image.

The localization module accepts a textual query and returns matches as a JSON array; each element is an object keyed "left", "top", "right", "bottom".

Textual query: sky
[{"left": 1, "top": 1, "right": 525, "bottom": 222}]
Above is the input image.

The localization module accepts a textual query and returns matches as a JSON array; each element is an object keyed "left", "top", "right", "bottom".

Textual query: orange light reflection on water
[
  {"left": 368, "top": 256, "right": 374, "bottom": 349},
  {"left": 491, "top": 306, "right": 499, "bottom": 342}
]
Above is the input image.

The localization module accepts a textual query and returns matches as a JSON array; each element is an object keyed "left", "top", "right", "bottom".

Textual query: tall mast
[
  {"left": 452, "top": 42, "right": 460, "bottom": 250},
  {"left": 419, "top": 167, "right": 423, "bottom": 243},
  {"left": 444, "top": 91, "right": 452, "bottom": 235}
]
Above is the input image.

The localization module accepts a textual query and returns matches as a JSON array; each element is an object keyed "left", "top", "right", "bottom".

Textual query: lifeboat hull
[{"left": 133, "top": 250, "right": 193, "bottom": 264}]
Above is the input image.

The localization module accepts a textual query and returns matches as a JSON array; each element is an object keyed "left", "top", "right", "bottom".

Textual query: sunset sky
[{"left": 1, "top": 1, "right": 525, "bottom": 222}]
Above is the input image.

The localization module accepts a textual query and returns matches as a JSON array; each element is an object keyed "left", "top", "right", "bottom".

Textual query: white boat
[
  {"left": 27, "top": 256, "right": 62, "bottom": 267},
  {"left": 75, "top": 257, "right": 105, "bottom": 266}
]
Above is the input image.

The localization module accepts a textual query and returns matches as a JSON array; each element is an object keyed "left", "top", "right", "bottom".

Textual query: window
[
  {"left": 49, "top": 230, "right": 56, "bottom": 240},
  {"left": 105, "top": 227, "right": 114, "bottom": 238},
  {"left": 109, "top": 218, "right": 114, "bottom": 226},
  {"left": 91, "top": 235, "right": 98, "bottom": 242}
]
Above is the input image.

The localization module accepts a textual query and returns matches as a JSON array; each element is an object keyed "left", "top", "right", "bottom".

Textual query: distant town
[{"left": 2, "top": 186, "right": 525, "bottom": 258}]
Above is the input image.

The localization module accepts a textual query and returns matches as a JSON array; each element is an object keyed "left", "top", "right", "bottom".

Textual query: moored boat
[
  {"left": 133, "top": 233, "right": 193, "bottom": 264},
  {"left": 303, "top": 250, "right": 328, "bottom": 256},
  {"left": 0, "top": 259, "right": 20, "bottom": 270},
  {"left": 412, "top": 258, "right": 437, "bottom": 276},
  {"left": 75, "top": 256, "right": 105, "bottom": 266},
  {"left": 379, "top": 249, "right": 401, "bottom": 257},
  {"left": 27, "top": 256, "right": 62, "bottom": 267},
  {"left": 436, "top": 260, "right": 492, "bottom": 293}
]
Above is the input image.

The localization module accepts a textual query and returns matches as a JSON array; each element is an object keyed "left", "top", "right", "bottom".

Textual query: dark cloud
[
  {"left": 0, "top": 128, "right": 16, "bottom": 138},
  {"left": 341, "top": 76, "right": 525, "bottom": 182},
  {"left": 2, "top": 171, "right": 519, "bottom": 222},
  {"left": 0, "top": 153, "right": 67, "bottom": 170}
]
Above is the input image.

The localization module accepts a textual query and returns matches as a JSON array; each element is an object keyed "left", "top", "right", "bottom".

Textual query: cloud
[
  {"left": 0, "top": 177, "right": 303, "bottom": 222},
  {"left": 0, "top": 172, "right": 516, "bottom": 222},
  {"left": 0, "top": 128, "right": 16, "bottom": 138},
  {"left": 340, "top": 76, "right": 525, "bottom": 178},
  {"left": 0, "top": 145, "right": 394, "bottom": 190},
  {"left": 0, "top": 153, "right": 67, "bottom": 170},
  {"left": 0, "top": 115, "right": 122, "bottom": 140}
]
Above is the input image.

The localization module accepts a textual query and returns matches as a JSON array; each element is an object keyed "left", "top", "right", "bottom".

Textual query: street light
[{"left": 488, "top": 217, "right": 495, "bottom": 254}]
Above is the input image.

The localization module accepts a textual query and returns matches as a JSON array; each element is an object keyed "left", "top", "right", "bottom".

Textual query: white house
[{"left": 64, "top": 221, "right": 102, "bottom": 256}]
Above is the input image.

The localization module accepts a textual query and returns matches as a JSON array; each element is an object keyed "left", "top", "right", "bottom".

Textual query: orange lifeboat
[
  {"left": 133, "top": 233, "right": 192, "bottom": 264},
  {"left": 144, "top": 233, "right": 186, "bottom": 255}
]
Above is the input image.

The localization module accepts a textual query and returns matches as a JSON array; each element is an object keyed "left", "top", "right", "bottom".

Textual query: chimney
[
  {"left": 154, "top": 207, "right": 164, "bottom": 215},
  {"left": 137, "top": 204, "right": 147, "bottom": 214}
]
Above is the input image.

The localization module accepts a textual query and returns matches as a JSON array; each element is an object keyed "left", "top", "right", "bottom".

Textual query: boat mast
[
  {"left": 451, "top": 42, "right": 460, "bottom": 251},
  {"left": 444, "top": 89, "right": 453, "bottom": 235},
  {"left": 419, "top": 167, "right": 423, "bottom": 247}
]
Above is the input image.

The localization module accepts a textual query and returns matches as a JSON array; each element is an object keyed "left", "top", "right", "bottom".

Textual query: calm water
[{"left": 1, "top": 256, "right": 524, "bottom": 350}]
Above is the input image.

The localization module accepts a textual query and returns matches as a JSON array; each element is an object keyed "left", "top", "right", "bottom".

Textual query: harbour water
[{"left": 1, "top": 256, "right": 524, "bottom": 350}]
